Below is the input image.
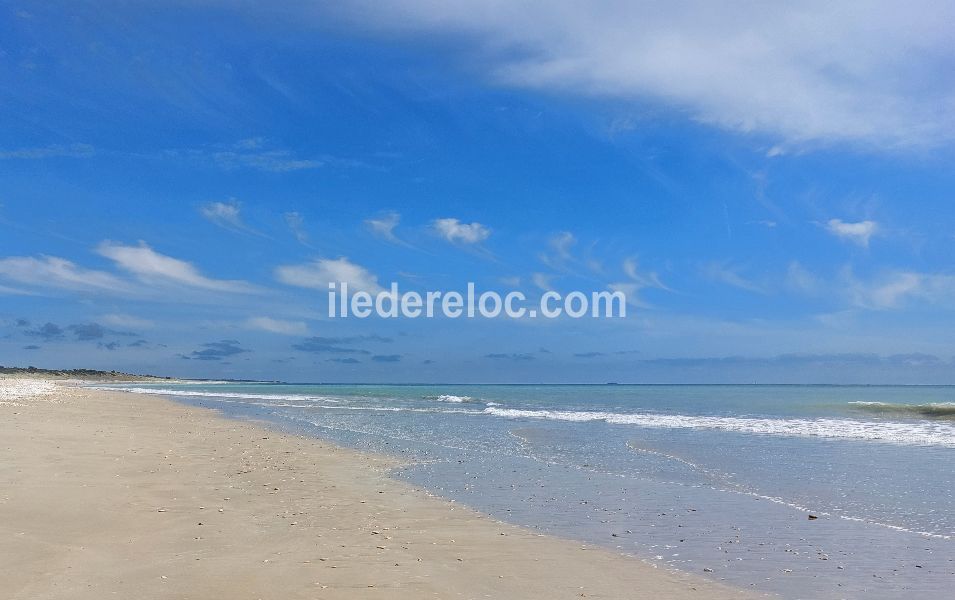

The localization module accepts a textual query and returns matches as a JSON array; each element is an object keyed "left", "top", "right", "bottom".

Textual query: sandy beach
[{"left": 0, "top": 378, "right": 757, "bottom": 599}]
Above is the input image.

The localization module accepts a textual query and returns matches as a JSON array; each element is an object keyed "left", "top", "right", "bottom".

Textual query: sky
[{"left": 2, "top": 1, "right": 955, "bottom": 383}]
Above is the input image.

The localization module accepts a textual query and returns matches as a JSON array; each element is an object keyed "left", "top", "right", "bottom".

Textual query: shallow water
[{"left": 94, "top": 383, "right": 955, "bottom": 598}]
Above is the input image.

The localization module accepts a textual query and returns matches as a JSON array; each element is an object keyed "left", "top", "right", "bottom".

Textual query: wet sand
[{"left": 0, "top": 379, "right": 761, "bottom": 599}]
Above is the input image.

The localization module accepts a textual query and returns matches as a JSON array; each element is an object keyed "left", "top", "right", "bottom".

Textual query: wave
[
  {"left": 847, "top": 401, "right": 955, "bottom": 419},
  {"left": 422, "top": 394, "right": 475, "bottom": 403},
  {"left": 483, "top": 407, "right": 955, "bottom": 448}
]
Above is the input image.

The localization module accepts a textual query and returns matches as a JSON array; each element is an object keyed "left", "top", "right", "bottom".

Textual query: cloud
[
  {"left": 180, "top": 339, "right": 249, "bottom": 361},
  {"left": 485, "top": 352, "right": 536, "bottom": 361},
  {"left": 331, "top": 1, "right": 955, "bottom": 148},
  {"left": 825, "top": 219, "right": 878, "bottom": 247},
  {"left": 574, "top": 351, "right": 606, "bottom": 358},
  {"left": 245, "top": 316, "right": 308, "bottom": 335},
  {"left": 15, "top": 319, "right": 29, "bottom": 327},
  {"left": 292, "top": 337, "right": 371, "bottom": 354},
  {"left": 175, "top": 139, "right": 327, "bottom": 172},
  {"left": 200, "top": 199, "right": 262, "bottom": 235},
  {"left": 700, "top": 261, "right": 766, "bottom": 294},
  {"left": 0, "top": 143, "right": 94, "bottom": 159},
  {"left": 304, "top": 334, "right": 392, "bottom": 344},
  {"left": 99, "top": 313, "right": 155, "bottom": 329},
  {"left": 25, "top": 322, "right": 64, "bottom": 341},
  {"left": 845, "top": 270, "right": 955, "bottom": 310},
  {"left": 785, "top": 261, "right": 820, "bottom": 295},
  {"left": 276, "top": 257, "right": 384, "bottom": 294},
  {"left": 539, "top": 231, "right": 577, "bottom": 270},
  {"left": 608, "top": 257, "right": 668, "bottom": 306},
  {"left": 22, "top": 345, "right": 40, "bottom": 350},
  {"left": 327, "top": 357, "right": 361, "bottom": 364},
  {"left": 67, "top": 322, "right": 136, "bottom": 341},
  {"left": 0, "top": 255, "right": 128, "bottom": 293},
  {"left": 531, "top": 272, "right": 553, "bottom": 292},
  {"left": 499, "top": 276, "right": 521, "bottom": 287},
  {"left": 432, "top": 218, "right": 491, "bottom": 244},
  {"left": 365, "top": 211, "right": 407, "bottom": 245},
  {"left": 284, "top": 211, "right": 309, "bottom": 244},
  {"left": 98, "top": 341, "right": 121, "bottom": 351},
  {"left": 212, "top": 150, "right": 323, "bottom": 172},
  {"left": 97, "top": 241, "right": 253, "bottom": 292},
  {"left": 371, "top": 354, "right": 402, "bottom": 362},
  {"left": 641, "top": 353, "right": 952, "bottom": 369}
]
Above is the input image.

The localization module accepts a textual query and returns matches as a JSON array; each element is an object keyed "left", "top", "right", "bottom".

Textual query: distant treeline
[{"left": 0, "top": 365, "right": 170, "bottom": 380}]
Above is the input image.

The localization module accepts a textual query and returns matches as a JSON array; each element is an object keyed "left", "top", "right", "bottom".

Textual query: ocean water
[{"left": 93, "top": 383, "right": 955, "bottom": 598}]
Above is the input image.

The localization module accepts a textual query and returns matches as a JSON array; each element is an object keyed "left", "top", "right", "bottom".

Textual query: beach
[{"left": 0, "top": 378, "right": 753, "bottom": 600}]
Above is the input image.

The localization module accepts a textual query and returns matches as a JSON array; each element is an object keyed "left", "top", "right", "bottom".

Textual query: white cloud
[
  {"left": 701, "top": 261, "right": 766, "bottom": 294},
  {"left": 432, "top": 218, "right": 491, "bottom": 244},
  {"left": 275, "top": 257, "right": 384, "bottom": 294},
  {"left": 610, "top": 257, "right": 668, "bottom": 307},
  {"left": 531, "top": 272, "right": 552, "bottom": 291},
  {"left": 330, "top": 1, "right": 955, "bottom": 148},
  {"left": 99, "top": 313, "right": 155, "bottom": 329},
  {"left": 845, "top": 270, "right": 955, "bottom": 310},
  {"left": 283, "top": 211, "right": 309, "bottom": 244},
  {"left": 365, "top": 211, "right": 406, "bottom": 244},
  {"left": 539, "top": 231, "right": 577, "bottom": 270},
  {"left": 245, "top": 316, "right": 308, "bottom": 335},
  {"left": 96, "top": 241, "right": 253, "bottom": 292},
  {"left": 785, "top": 261, "right": 820, "bottom": 295},
  {"left": 0, "top": 143, "right": 95, "bottom": 159},
  {"left": 499, "top": 275, "right": 522, "bottom": 287},
  {"left": 549, "top": 231, "right": 575, "bottom": 260},
  {"left": 0, "top": 255, "right": 128, "bottom": 293},
  {"left": 200, "top": 199, "right": 262, "bottom": 235},
  {"left": 825, "top": 219, "right": 878, "bottom": 247}
]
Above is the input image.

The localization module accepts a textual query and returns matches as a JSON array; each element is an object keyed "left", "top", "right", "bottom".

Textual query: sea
[{"left": 91, "top": 382, "right": 955, "bottom": 599}]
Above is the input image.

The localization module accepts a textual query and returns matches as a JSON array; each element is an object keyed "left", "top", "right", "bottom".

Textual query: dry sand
[{"left": 0, "top": 379, "right": 762, "bottom": 599}]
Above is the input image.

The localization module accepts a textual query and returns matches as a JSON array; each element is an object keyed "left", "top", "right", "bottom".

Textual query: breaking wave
[{"left": 483, "top": 407, "right": 955, "bottom": 448}]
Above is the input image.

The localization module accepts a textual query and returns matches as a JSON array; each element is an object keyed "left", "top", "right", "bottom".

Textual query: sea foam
[{"left": 483, "top": 407, "right": 955, "bottom": 447}]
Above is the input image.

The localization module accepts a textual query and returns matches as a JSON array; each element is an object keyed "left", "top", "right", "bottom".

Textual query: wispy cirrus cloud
[
  {"left": 0, "top": 255, "right": 129, "bottom": 294},
  {"left": 825, "top": 219, "right": 879, "bottom": 247},
  {"left": 608, "top": 257, "right": 669, "bottom": 307},
  {"left": 200, "top": 199, "right": 264, "bottom": 236},
  {"left": 169, "top": 138, "right": 328, "bottom": 173},
  {"left": 330, "top": 1, "right": 955, "bottom": 149},
  {"left": 432, "top": 218, "right": 490, "bottom": 244},
  {"left": 284, "top": 211, "right": 310, "bottom": 245},
  {"left": 700, "top": 261, "right": 766, "bottom": 294},
  {"left": 245, "top": 316, "right": 308, "bottom": 336},
  {"left": 97, "top": 241, "right": 255, "bottom": 293},
  {"left": 365, "top": 211, "right": 408, "bottom": 245},
  {"left": 276, "top": 257, "right": 384, "bottom": 294},
  {"left": 844, "top": 269, "right": 955, "bottom": 310},
  {"left": 0, "top": 143, "right": 94, "bottom": 159}
]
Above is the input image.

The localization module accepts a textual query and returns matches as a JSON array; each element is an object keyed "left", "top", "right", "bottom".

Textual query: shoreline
[{"left": 0, "top": 379, "right": 759, "bottom": 599}]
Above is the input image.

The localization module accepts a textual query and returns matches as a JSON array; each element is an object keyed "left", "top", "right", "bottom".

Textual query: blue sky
[{"left": 2, "top": 1, "right": 955, "bottom": 383}]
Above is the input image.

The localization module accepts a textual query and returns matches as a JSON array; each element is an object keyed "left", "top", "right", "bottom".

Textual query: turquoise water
[{"left": 95, "top": 383, "right": 955, "bottom": 598}]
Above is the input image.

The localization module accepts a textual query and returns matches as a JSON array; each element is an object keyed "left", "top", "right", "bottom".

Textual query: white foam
[
  {"left": 426, "top": 394, "right": 474, "bottom": 403},
  {"left": 483, "top": 407, "right": 955, "bottom": 448}
]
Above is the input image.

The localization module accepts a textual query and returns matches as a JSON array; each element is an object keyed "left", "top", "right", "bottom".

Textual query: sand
[{"left": 0, "top": 379, "right": 761, "bottom": 599}]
